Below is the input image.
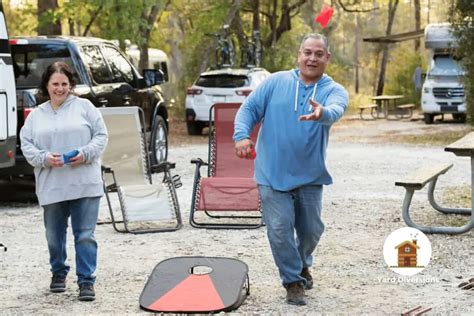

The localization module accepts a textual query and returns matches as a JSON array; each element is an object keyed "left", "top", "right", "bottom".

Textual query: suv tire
[
  {"left": 423, "top": 113, "right": 434, "bottom": 124},
  {"left": 150, "top": 116, "right": 168, "bottom": 164},
  {"left": 453, "top": 113, "right": 466, "bottom": 123},
  {"left": 187, "top": 121, "right": 204, "bottom": 136}
]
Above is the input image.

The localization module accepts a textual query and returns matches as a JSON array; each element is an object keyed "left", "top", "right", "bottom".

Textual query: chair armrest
[
  {"left": 191, "top": 158, "right": 208, "bottom": 167},
  {"left": 101, "top": 165, "right": 112, "bottom": 173},
  {"left": 150, "top": 161, "right": 176, "bottom": 173}
]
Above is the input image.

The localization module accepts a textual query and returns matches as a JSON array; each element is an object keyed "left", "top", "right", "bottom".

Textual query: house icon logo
[{"left": 383, "top": 227, "right": 432, "bottom": 276}]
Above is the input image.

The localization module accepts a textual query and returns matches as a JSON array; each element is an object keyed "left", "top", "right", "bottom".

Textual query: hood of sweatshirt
[
  {"left": 39, "top": 94, "right": 77, "bottom": 112},
  {"left": 291, "top": 69, "right": 333, "bottom": 112}
]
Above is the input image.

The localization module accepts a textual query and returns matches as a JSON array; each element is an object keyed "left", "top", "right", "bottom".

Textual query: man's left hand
[{"left": 299, "top": 99, "right": 323, "bottom": 121}]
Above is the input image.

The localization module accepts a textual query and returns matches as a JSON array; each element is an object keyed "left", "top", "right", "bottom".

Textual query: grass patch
[
  {"left": 443, "top": 185, "right": 471, "bottom": 208},
  {"left": 442, "top": 185, "right": 471, "bottom": 227},
  {"left": 385, "top": 130, "right": 471, "bottom": 146}
]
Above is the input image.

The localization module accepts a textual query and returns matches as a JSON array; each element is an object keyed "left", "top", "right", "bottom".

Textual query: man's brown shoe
[
  {"left": 285, "top": 282, "right": 306, "bottom": 305},
  {"left": 301, "top": 267, "right": 313, "bottom": 290}
]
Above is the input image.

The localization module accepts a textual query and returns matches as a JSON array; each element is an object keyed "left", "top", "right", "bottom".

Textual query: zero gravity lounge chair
[
  {"left": 190, "top": 103, "right": 262, "bottom": 229},
  {"left": 99, "top": 107, "right": 182, "bottom": 234}
]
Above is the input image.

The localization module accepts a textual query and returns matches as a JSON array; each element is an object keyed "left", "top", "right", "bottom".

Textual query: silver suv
[{"left": 185, "top": 67, "right": 270, "bottom": 135}]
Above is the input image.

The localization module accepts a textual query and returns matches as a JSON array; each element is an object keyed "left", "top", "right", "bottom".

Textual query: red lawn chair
[{"left": 189, "top": 103, "right": 262, "bottom": 229}]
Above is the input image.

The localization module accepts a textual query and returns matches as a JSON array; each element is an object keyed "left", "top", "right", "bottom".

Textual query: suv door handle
[
  {"left": 122, "top": 96, "right": 131, "bottom": 105},
  {"left": 98, "top": 98, "right": 108, "bottom": 107}
]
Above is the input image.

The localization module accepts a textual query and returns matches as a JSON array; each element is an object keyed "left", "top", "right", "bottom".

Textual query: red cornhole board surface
[{"left": 139, "top": 257, "right": 249, "bottom": 313}]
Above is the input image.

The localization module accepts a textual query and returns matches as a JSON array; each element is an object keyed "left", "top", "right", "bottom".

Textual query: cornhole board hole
[{"left": 140, "top": 256, "right": 249, "bottom": 313}]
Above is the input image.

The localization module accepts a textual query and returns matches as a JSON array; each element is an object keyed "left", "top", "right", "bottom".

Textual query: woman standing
[{"left": 20, "top": 61, "right": 108, "bottom": 301}]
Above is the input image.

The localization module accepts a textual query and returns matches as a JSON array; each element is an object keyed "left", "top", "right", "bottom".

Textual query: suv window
[
  {"left": 81, "top": 45, "right": 111, "bottom": 84},
  {"left": 102, "top": 45, "right": 134, "bottom": 83},
  {"left": 251, "top": 72, "right": 269, "bottom": 85},
  {"left": 11, "top": 43, "right": 81, "bottom": 88},
  {"left": 196, "top": 74, "right": 249, "bottom": 88}
]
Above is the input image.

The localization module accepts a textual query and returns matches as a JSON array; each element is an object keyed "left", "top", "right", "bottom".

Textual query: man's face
[{"left": 297, "top": 38, "right": 331, "bottom": 83}]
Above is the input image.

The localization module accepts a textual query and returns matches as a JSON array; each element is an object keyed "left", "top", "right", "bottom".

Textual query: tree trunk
[
  {"left": 167, "top": 12, "right": 184, "bottom": 107},
  {"left": 139, "top": 2, "right": 164, "bottom": 71},
  {"left": 355, "top": 14, "right": 360, "bottom": 94},
  {"left": 375, "top": 0, "right": 399, "bottom": 96},
  {"left": 68, "top": 18, "right": 75, "bottom": 36},
  {"left": 427, "top": 0, "right": 431, "bottom": 24},
  {"left": 252, "top": 0, "right": 260, "bottom": 32},
  {"left": 37, "top": 0, "right": 61, "bottom": 35},
  {"left": 414, "top": 0, "right": 421, "bottom": 51},
  {"left": 82, "top": 4, "right": 103, "bottom": 36},
  {"left": 262, "top": 0, "right": 306, "bottom": 48}
]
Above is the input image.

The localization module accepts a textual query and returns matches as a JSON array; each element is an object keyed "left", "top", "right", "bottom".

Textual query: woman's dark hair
[{"left": 39, "top": 61, "right": 76, "bottom": 99}]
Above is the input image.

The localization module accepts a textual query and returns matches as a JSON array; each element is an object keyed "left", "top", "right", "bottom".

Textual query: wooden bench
[
  {"left": 358, "top": 103, "right": 378, "bottom": 120},
  {"left": 395, "top": 103, "right": 415, "bottom": 119},
  {"left": 395, "top": 162, "right": 453, "bottom": 190},
  {"left": 394, "top": 162, "right": 473, "bottom": 234}
]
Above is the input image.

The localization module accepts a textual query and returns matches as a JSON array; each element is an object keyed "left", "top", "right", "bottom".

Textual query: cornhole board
[{"left": 139, "top": 256, "right": 249, "bottom": 313}]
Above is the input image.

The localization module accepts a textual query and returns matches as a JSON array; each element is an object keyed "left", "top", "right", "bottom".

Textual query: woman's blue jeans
[
  {"left": 43, "top": 197, "right": 100, "bottom": 285},
  {"left": 259, "top": 184, "right": 325, "bottom": 286}
]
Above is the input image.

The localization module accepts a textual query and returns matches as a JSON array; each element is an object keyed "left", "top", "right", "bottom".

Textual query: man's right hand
[{"left": 235, "top": 138, "right": 255, "bottom": 159}]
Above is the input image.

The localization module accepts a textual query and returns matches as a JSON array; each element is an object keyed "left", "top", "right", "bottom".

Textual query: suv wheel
[
  {"left": 423, "top": 113, "right": 434, "bottom": 124},
  {"left": 453, "top": 113, "right": 466, "bottom": 123},
  {"left": 187, "top": 121, "right": 204, "bottom": 135},
  {"left": 150, "top": 116, "right": 168, "bottom": 164}
]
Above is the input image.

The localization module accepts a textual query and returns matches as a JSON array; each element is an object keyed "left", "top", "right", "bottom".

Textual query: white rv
[
  {"left": 421, "top": 23, "right": 466, "bottom": 124},
  {"left": 125, "top": 43, "right": 169, "bottom": 81},
  {"left": 0, "top": 3, "right": 17, "bottom": 168}
]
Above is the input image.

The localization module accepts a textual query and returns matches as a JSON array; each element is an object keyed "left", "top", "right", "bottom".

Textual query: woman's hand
[
  {"left": 68, "top": 151, "right": 85, "bottom": 166},
  {"left": 47, "top": 153, "right": 64, "bottom": 168}
]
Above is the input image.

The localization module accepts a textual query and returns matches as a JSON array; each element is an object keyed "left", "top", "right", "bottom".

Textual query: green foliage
[
  {"left": 450, "top": 0, "right": 474, "bottom": 125},
  {"left": 2, "top": 0, "right": 457, "bottom": 121},
  {"left": 3, "top": 0, "right": 36, "bottom": 36},
  {"left": 384, "top": 44, "right": 424, "bottom": 107},
  {"left": 262, "top": 21, "right": 311, "bottom": 72}
]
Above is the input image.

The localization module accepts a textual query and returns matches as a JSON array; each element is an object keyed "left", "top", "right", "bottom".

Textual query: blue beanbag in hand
[{"left": 63, "top": 150, "right": 79, "bottom": 164}]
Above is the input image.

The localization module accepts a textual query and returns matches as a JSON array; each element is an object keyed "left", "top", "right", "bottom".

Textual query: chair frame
[
  {"left": 99, "top": 107, "right": 182, "bottom": 234},
  {"left": 189, "top": 103, "right": 263, "bottom": 229}
]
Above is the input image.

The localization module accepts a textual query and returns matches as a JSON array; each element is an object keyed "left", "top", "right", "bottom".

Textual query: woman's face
[{"left": 47, "top": 72, "right": 70, "bottom": 106}]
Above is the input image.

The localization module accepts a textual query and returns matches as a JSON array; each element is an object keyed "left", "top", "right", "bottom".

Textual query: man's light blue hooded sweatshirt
[{"left": 233, "top": 69, "right": 348, "bottom": 191}]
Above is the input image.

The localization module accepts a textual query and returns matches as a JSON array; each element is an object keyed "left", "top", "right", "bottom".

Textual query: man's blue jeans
[
  {"left": 259, "top": 184, "right": 324, "bottom": 286},
  {"left": 43, "top": 197, "right": 100, "bottom": 285}
]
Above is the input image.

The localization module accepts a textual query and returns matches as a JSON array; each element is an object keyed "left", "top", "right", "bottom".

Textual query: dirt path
[{"left": 1, "top": 115, "right": 473, "bottom": 314}]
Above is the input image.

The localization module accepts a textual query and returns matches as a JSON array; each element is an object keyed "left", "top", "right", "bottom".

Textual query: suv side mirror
[{"left": 143, "top": 69, "right": 164, "bottom": 86}]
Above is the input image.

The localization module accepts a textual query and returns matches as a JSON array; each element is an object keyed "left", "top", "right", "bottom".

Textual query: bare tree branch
[
  {"left": 262, "top": 0, "right": 307, "bottom": 48},
  {"left": 337, "top": 0, "right": 378, "bottom": 13},
  {"left": 83, "top": 3, "right": 103, "bottom": 36}
]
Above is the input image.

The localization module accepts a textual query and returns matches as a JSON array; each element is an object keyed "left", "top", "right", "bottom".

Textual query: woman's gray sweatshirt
[{"left": 20, "top": 95, "right": 108, "bottom": 206}]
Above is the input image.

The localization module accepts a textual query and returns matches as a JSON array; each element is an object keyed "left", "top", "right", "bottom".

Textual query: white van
[
  {"left": 421, "top": 23, "right": 466, "bottom": 124},
  {"left": 0, "top": 3, "right": 17, "bottom": 168},
  {"left": 125, "top": 43, "right": 169, "bottom": 81}
]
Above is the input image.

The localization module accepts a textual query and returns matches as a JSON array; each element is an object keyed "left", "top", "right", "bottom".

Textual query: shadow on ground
[{"left": 0, "top": 177, "right": 38, "bottom": 204}]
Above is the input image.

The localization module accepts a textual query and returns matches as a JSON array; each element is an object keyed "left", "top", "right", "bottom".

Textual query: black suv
[{"left": 2, "top": 36, "right": 169, "bottom": 178}]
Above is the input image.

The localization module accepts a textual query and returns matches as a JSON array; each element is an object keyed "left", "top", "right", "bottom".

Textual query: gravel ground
[{"left": 0, "top": 114, "right": 473, "bottom": 315}]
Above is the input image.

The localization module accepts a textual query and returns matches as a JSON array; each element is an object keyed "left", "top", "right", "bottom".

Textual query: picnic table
[
  {"left": 395, "top": 131, "right": 474, "bottom": 234},
  {"left": 370, "top": 95, "right": 404, "bottom": 119}
]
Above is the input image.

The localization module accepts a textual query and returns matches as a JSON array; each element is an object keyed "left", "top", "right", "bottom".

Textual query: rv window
[
  {"left": 431, "top": 55, "right": 464, "bottom": 76},
  {"left": 11, "top": 44, "right": 81, "bottom": 88}
]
